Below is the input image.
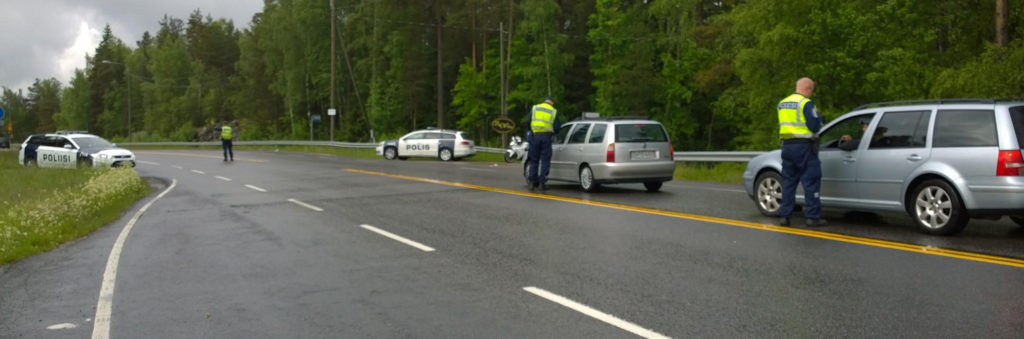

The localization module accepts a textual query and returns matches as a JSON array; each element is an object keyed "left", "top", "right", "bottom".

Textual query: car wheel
[
  {"left": 579, "top": 165, "right": 600, "bottom": 192},
  {"left": 383, "top": 147, "right": 397, "bottom": 160},
  {"left": 1010, "top": 216, "right": 1024, "bottom": 227},
  {"left": 643, "top": 181, "right": 663, "bottom": 192},
  {"left": 439, "top": 148, "right": 454, "bottom": 161},
  {"left": 909, "top": 179, "right": 968, "bottom": 236},
  {"left": 754, "top": 171, "right": 782, "bottom": 217}
]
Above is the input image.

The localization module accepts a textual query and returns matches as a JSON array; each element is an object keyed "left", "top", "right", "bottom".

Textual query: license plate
[{"left": 630, "top": 150, "right": 657, "bottom": 161}]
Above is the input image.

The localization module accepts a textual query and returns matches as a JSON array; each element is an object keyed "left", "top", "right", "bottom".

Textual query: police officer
[
  {"left": 527, "top": 97, "right": 560, "bottom": 191},
  {"left": 214, "top": 124, "right": 234, "bottom": 162},
  {"left": 777, "top": 78, "right": 826, "bottom": 227}
]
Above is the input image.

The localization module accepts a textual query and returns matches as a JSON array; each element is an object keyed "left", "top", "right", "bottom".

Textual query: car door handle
[
  {"left": 907, "top": 154, "right": 923, "bottom": 161},
  {"left": 843, "top": 157, "right": 856, "bottom": 164},
  {"left": 576, "top": 147, "right": 584, "bottom": 151}
]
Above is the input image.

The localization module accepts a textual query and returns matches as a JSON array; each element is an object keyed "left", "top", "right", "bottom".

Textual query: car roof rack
[
  {"left": 571, "top": 113, "right": 652, "bottom": 122},
  {"left": 851, "top": 99, "right": 1001, "bottom": 110}
]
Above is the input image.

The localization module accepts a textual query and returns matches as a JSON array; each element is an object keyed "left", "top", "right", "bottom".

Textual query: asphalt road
[{"left": 2, "top": 150, "right": 1023, "bottom": 338}]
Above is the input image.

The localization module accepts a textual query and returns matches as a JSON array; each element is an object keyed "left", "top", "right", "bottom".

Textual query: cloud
[{"left": 0, "top": 0, "right": 261, "bottom": 92}]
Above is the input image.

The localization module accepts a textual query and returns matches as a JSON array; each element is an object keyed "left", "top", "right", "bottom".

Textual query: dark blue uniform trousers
[
  {"left": 779, "top": 142, "right": 821, "bottom": 219},
  {"left": 527, "top": 132, "right": 553, "bottom": 185}
]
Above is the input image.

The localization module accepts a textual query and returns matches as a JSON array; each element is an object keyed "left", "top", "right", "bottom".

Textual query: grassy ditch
[{"left": 0, "top": 152, "right": 150, "bottom": 265}]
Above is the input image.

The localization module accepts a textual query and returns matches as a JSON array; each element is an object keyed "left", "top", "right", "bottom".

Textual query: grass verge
[{"left": 0, "top": 152, "right": 150, "bottom": 265}]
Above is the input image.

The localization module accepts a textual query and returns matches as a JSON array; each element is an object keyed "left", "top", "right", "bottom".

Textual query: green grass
[
  {"left": 0, "top": 151, "right": 150, "bottom": 265},
  {"left": 672, "top": 162, "right": 746, "bottom": 184}
]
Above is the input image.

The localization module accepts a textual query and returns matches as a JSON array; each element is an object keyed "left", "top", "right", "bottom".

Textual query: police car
[
  {"left": 19, "top": 131, "right": 136, "bottom": 168},
  {"left": 376, "top": 128, "right": 476, "bottom": 161}
]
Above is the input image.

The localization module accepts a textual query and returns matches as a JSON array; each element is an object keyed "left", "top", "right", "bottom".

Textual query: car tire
[
  {"left": 643, "top": 181, "right": 663, "bottom": 192},
  {"left": 439, "top": 148, "right": 454, "bottom": 161},
  {"left": 1010, "top": 216, "right": 1024, "bottom": 227},
  {"left": 383, "top": 147, "right": 397, "bottom": 160},
  {"left": 579, "top": 165, "right": 600, "bottom": 192},
  {"left": 754, "top": 171, "right": 782, "bottom": 217},
  {"left": 909, "top": 179, "right": 969, "bottom": 236}
]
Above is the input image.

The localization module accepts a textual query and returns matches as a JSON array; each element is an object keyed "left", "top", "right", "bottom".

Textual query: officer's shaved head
[{"left": 796, "top": 77, "right": 815, "bottom": 97}]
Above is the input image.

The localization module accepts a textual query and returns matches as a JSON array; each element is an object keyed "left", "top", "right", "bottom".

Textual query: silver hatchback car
[
  {"left": 523, "top": 116, "right": 676, "bottom": 192},
  {"left": 743, "top": 99, "right": 1024, "bottom": 235}
]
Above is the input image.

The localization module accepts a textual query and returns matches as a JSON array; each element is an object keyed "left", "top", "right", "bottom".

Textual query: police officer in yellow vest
[
  {"left": 527, "top": 97, "right": 561, "bottom": 191},
  {"left": 777, "top": 78, "right": 826, "bottom": 227},
  {"left": 214, "top": 124, "right": 234, "bottom": 162}
]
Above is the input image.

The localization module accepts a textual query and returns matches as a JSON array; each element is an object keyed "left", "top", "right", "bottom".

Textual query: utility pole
[
  {"left": 330, "top": 0, "right": 336, "bottom": 141},
  {"left": 499, "top": 22, "right": 507, "bottom": 148}
]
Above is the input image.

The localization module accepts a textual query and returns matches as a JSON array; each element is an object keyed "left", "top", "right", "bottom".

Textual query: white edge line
[
  {"left": 288, "top": 198, "right": 324, "bottom": 212},
  {"left": 190, "top": 169, "right": 205, "bottom": 175},
  {"left": 215, "top": 176, "right": 232, "bottom": 182},
  {"left": 93, "top": 179, "right": 178, "bottom": 339},
  {"left": 522, "top": 286, "right": 670, "bottom": 339},
  {"left": 360, "top": 224, "right": 435, "bottom": 252},
  {"left": 245, "top": 184, "right": 267, "bottom": 192},
  {"left": 135, "top": 160, "right": 160, "bottom": 166}
]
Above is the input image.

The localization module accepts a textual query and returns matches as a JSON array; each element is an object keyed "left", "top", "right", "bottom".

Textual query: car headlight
[{"left": 96, "top": 154, "right": 110, "bottom": 160}]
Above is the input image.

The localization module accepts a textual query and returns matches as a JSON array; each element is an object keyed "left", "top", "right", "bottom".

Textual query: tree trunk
[
  {"left": 437, "top": 21, "right": 445, "bottom": 129},
  {"left": 996, "top": 0, "right": 1009, "bottom": 46}
]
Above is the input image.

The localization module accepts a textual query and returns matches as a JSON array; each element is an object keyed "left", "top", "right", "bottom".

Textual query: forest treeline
[{"left": 2, "top": 0, "right": 1023, "bottom": 150}]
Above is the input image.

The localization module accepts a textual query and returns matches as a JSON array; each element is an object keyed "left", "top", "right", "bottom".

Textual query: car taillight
[
  {"left": 606, "top": 143, "right": 615, "bottom": 162},
  {"left": 997, "top": 150, "right": 1023, "bottom": 176},
  {"left": 669, "top": 145, "right": 674, "bottom": 161},
  {"left": 460, "top": 141, "right": 470, "bottom": 145}
]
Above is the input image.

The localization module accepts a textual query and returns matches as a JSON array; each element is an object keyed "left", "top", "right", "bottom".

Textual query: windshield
[
  {"left": 614, "top": 124, "right": 668, "bottom": 143},
  {"left": 71, "top": 136, "right": 115, "bottom": 149}
]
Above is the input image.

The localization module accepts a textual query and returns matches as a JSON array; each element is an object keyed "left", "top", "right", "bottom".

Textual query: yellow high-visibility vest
[
  {"left": 530, "top": 103, "right": 557, "bottom": 133},
  {"left": 221, "top": 126, "right": 233, "bottom": 140},
  {"left": 777, "top": 94, "right": 813, "bottom": 140}
]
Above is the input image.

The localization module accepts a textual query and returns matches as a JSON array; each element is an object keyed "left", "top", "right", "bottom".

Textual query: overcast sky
[{"left": 0, "top": 0, "right": 264, "bottom": 93}]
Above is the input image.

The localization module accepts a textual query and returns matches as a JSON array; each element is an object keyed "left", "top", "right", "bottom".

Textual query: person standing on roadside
[
  {"left": 777, "top": 77, "right": 826, "bottom": 227},
  {"left": 526, "top": 97, "right": 560, "bottom": 191},
  {"left": 214, "top": 123, "right": 234, "bottom": 162}
]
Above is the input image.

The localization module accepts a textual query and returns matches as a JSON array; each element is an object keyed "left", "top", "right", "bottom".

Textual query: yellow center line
[
  {"left": 136, "top": 151, "right": 269, "bottom": 163},
  {"left": 346, "top": 168, "right": 1024, "bottom": 269}
]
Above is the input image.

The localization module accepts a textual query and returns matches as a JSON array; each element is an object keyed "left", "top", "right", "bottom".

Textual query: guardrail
[{"left": 122, "top": 141, "right": 764, "bottom": 162}]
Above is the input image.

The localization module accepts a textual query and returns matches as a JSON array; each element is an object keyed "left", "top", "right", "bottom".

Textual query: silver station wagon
[
  {"left": 524, "top": 116, "right": 676, "bottom": 192},
  {"left": 743, "top": 99, "right": 1024, "bottom": 235}
]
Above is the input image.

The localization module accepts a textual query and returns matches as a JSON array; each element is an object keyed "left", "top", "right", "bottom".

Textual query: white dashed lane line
[
  {"left": 190, "top": 169, "right": 205, "bottom": 175},
  {"left": 136, "top": 160, "right": 160, "bottom": 166},
  {"left": 245, "top": 184, "right": 267, "bottom": 192},
  {"left": 522, "top": 286, "right": 669, "bottom": 339},
  {"left": 288, "top": 198, "right": 323, "bottom": 212},
  {"left": 215, "top": 176, "right": 232, "bottom": 182},
  {"left": 359, "top": 224, "right": 435, "bottom": 252},
  {"left": 171, "top": 165, "right": 183, "bottom": 169}
]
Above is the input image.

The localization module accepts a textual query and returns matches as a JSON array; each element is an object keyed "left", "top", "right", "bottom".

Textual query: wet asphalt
[{"left": 1, "top": 150, "right": 1023, "bottom": 338}]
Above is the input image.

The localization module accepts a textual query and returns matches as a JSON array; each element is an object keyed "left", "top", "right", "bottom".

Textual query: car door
[
  {"left": 855, "top": 109, "right": 932, "bottom": 210},
  {"left": 816, "top": 113, "right": 877, "bottom": 207},
  {"left": 549, "top": 123, "right": 575, "bottom": 180},
  {"left": 38, "top": 136, "right": 78, "bottom": 168},
  {"left": 399, "top": 132, "right": 428, "bottom": 157},
  {"left": 563, "top": 123, "right": 592, "bottom": 180},
  {"left": 579, "top": 123, "right": 608, "bottom": 169}
]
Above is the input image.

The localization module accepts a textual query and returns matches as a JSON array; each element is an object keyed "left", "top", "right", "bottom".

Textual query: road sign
[
  {"left": 0, "top": 106, "right": 5, "bottom": 120},
  {"left": 328, "top": 108, "right": 337, "bottom": 116},
  {"left": 491, "top": 117, "right": 515, "bottom": 134}
]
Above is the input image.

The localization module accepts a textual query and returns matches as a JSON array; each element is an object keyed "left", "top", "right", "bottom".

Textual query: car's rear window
[
  {"left": 933, "top": 110, "right": 997, "bottom": 147},
  {"left": 1010, "top": 106, "right": 1024, "bottom": 148},
  {"left": 614, "top": 124, "right": 668, "bottom": 143}
]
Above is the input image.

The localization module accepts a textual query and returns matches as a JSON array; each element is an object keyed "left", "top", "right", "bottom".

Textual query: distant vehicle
[
  {"left": 524, "top": 115, "right": 675, "bottom": 192},
  {"left": 19, "top": 132, "right": 136, "bottom": 168},
  {"left": 743, "top": 99, "right": 1024, "bottom": 235},
  {"left": 0, "top": 136, "right": 9, "bottom": 149},
  {"left": 376, "top": 128, "right": 476, "bottom": 161}
]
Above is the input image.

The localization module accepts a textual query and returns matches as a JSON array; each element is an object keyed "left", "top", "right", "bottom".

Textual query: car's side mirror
[{"left": 63, "top": 144, "right": 74, "bottom": 150}]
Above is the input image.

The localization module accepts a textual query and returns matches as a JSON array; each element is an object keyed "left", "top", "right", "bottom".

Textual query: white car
[
  {"left": 376, "top": 128, "right": 476, "bottom": 161},
  {"left": 19, "top": 132, "right": 136, "bottom": 168}
]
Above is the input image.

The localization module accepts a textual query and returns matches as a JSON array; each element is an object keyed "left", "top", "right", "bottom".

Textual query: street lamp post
[{"left": 101, "top": 60, "right": 131, "bottom": 142}]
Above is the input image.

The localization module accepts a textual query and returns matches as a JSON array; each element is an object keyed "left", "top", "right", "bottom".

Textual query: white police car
[
  {"left": 19, "top": 131, "right": 136, "bottom": 168},
  {"left": 376, "top": 128, "right": 476, "bottom": 161}
]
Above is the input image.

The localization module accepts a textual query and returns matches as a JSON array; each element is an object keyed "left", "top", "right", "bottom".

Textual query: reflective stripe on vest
[
  {"left": 530, "top": 103, "right": 557, "bottom": 133},
  {"left": 777, "top": 94, "right": 813, "bottom": 140},
  {"left": 221, "top": 126, "right": 232, "bottom": 140}
]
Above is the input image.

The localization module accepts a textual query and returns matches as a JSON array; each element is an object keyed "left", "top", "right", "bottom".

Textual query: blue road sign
[{"left": 0, "top": 106, "right": 5, "bottom": 120}]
